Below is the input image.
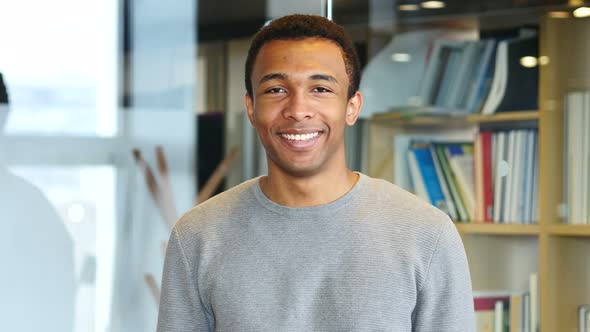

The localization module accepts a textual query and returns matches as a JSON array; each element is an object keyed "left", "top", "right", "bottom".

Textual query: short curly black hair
[{"left": 245, "top": 14, "right": 361, "bottom": 100}]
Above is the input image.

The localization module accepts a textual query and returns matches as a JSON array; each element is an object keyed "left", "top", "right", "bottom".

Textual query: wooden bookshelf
[
  {"left": 366, "top": 14, "right": 590, "bottom": 332},
  {"left": 546, "top": 224, "right": 590, "bottom": 237},
  {"left": 455, "top": 223, "right": 540, "bottom": 236},
  {"left": 539, "top": 16, "right": 590, "bottom": 332},
  {"left": 466, "top": 111, "right": 539, "bottom": 123},
  {"left": 371, "top": 110, "right": 539, "bottom": 127}
]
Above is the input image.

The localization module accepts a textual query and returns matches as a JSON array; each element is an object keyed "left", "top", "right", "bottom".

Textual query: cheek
[
  {"left": 251, "top": 113, "right": 276, "bottom": 139},
  {"left": 253, "top": 111, "right": 272, "bottom": 128},
  {"left": 253, "top": 104, "right": 281, "bottom": 126}
]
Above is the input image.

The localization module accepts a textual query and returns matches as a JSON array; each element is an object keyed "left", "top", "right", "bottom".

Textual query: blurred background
[{"left": 0, "top": 0, "right": 588, "bottom": 331}]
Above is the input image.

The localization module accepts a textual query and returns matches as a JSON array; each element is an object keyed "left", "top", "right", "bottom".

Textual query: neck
[{"left": 260, "top": 166, "right": 359, "bottom": 207}]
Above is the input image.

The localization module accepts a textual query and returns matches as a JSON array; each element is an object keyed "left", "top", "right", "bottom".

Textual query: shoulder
[
  {"left": 173, "top": 177, "right": 261, "bottom": 242},
  {"left": 358, "top": 174, "right": 451, "bottom": 228},
  {"left": 355, "top": 174, "right": 462, "bottom": 290},
  {"left": 356, "top": 174, "right": 455, "bottom": 261}
]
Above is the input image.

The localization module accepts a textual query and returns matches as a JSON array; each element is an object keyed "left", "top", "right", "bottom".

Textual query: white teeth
[{"left": 282, "top": 132, "right": 319, "bottom": 141}]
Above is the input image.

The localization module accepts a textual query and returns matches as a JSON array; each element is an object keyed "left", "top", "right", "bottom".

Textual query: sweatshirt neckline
[{"left": 252, "top": 172, "right": 366, "bottom": 217}]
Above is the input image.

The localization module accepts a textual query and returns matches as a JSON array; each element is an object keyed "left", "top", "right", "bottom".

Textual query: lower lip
[{"left": 279, "top": 133, "right": 323, "bottom": 150}]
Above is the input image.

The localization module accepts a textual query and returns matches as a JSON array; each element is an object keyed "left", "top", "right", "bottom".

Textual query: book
[
  {"left": 508, "top": 131, "right": 526, "bottom": 223},
  {"left": 434, "top": 143, "right": 469, "bottom": 222},
  {"left": 494, "top": 36, "right": 539, "bottom": 112},
  {"left": 407, "top": 148, "right": 429, "bottom": 201},
  {"left": 481, "top": 131, "right": 494, "bottom": 222},
  {"left": 474, "top": 133, "right": 484, "bottom": 222},
  {"left": 481, "top": 35, "right": 539, "bottom": 115},
  {"left": 418, "top": 39, "right": 458, "bottom": 107},
  {"left": 474, "top": 290, "right": 529, "bottom": 332},
  {"left": 474, "top": 292, "right": 510, "bottom": 332},
  {"left": 392, "top": 132, "right": 471, "bottom": 192},
  {"left": 465, "top": 40, "right": 497, "bottom": 114},
  {"left": 530, "top": 134, "right": 539, "bottom": 223},
  {"left": 450, "top": 41, "right": 484, "bottom": 110},
  {"left": 494, "top": 300, "right": 507, "bottom": 332},
  {"left": 481, "top": 40, "right": 508, "bottom": 115},
  {"left": 526, "top": 130, "right": 538, "bottom": 224},
  {"left": 579, "top": 304, "right": 590, "bottom": 332},
  {"left": 446, "top": 144, "right": 476, "bottom": 220},
  {"left": 431, "top": 145, "right": 458, "bottom": 221},
  {"left": 509, "top": 293, "right": 522, "bottom": 332},
  {"left": 530, "top": 273, "right": 539, "bottom": 332},
  {"left": 418, "top": 38, "right": 483, "bottom": 110},
  {"left": 392, "top": 131, "right": 474, "bottom": 220},
  {"left": 493, "top": 131, "right": 508, "bottom": 223},
  {"left": 503, "top": 130, "right": 516, "bottom": 223},
  {"left": 564, "top": 92, "right": 590, "bottom": 224},
  {"left": 409, "top": 142, "right": 449, "bottom": 213},
  {"left": 359, "top": 29, "right": 445, "bottom": 118}
]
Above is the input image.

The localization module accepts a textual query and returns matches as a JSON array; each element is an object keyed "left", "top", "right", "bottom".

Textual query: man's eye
[
  {"left": 313, "top": 87, "right": 332, "bottom": 93},
  {"left": 266, "top": 87, "right": 285, "bottom": 94}
]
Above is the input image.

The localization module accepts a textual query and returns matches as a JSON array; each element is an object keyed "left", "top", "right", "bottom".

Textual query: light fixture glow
[
  {"left": 573, "top": 7, "right": 590, "bottom": 18},
  {"left": 421, "top": 1, "right": 446, "bottom": 9},
  {"left": 520, "top": 56, "right": 538, "bottom": 68},
  {"left": 549, "top": 11, "right": 570, "bottom": 18},
  {"left": 539, "top": 56, "right": 550, "bottom": 66},
  {"left": 392, "top": 53, "right": 412, "bottom": 62},
  {"left": 399, "top": 4, "right": 420, "bottom": 11}
]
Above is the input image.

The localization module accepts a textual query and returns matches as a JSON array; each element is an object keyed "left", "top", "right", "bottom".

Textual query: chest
[{"left": 198, "top": 220, "right": 419, "bottom": 330}]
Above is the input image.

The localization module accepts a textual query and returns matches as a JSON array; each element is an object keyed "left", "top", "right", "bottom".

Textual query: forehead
[{"left": 252, "top": 38, "right": 347, "bottom": 79}]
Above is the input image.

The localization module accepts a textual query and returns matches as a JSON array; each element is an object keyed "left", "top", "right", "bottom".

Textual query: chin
[{"left": 271, "top": 158, "right": 324, "bottom": 178}]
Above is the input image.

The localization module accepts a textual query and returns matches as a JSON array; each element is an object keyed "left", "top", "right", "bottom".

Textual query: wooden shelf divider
[
  {"left": 546, "top": 224, "right": 590, "bottom": 237},
  {"left": 454, "top": 222, "right": 541, "bottom": 236}
]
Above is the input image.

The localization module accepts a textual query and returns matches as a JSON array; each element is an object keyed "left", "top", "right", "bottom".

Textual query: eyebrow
[
  {"left": 309, "top": 74, "right": 338, "bottom": 84},
  {"left": 258, "top": 73, "right": 339, "bottom": 85},
  {"left": 259, "top": 73, "right": 287, "bottom": 85}
]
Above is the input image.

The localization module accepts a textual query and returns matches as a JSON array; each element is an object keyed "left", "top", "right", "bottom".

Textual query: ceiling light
[
  {"left": 548, "top": 11, "right": 570, "bottom": 18},
  {"left": 573, "top": 7, "right": 590, "bottom": 18},
  {"left": 421, "top": 1, "right": 446, "bottom": 9},
  {"left": 399, "top": 4, "right": 420, "bottom": 11},
  {"left": 392, "top": 53, "right": 412, "bottom": 62},
  {"left": 520, "top": 56, "right": 538, "bottom": 68},
  {"left": 539, "top": 56, "right": 550, "bottom": 66}
]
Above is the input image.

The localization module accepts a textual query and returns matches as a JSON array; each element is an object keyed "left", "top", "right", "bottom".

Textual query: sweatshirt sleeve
[
  {"left": 157, "top": 227, "right": 212, "bottom": 332},
  {"left": 412, "top": 220, "right": 476, "bottom": 332}
]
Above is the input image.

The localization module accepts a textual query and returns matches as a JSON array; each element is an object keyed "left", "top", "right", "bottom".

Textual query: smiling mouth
[{"left": 280, "top": 132, "right": 321, "bottom": 141}]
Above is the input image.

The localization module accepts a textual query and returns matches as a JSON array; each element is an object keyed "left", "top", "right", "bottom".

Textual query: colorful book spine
[
  {"left": 410, "top": 142, "right": 449, "bottom": 213},
  {"left": 481, "top": 131, "right": 494, "bottom": 222}
]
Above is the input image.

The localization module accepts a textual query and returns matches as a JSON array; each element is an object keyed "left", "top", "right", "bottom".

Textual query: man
[{"left": 157, "top": 15, "right": 475, "bottom": 331}]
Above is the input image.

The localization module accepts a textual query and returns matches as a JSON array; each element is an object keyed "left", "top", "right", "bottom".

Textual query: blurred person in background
[{"left": 0, "top": 72, "right": 75, "bottom": 332}]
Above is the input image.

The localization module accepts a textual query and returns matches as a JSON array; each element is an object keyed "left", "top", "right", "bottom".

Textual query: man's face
[{"left": 245, "top": 38, "right": 362, "bottom": 178}]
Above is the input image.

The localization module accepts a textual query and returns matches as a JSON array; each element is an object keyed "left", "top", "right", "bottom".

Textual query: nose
[{"left": 282, "top": 91, "right": 315, "bottom": 121}]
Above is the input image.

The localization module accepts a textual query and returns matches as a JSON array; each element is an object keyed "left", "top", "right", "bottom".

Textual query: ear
[
  {"left": 345, "top": 91, "right": 363, "bottom": 126},
  {"left": 244, "top": 93, "right": 256, "bottom": 127}
]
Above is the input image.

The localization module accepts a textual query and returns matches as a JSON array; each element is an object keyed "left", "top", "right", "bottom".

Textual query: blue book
[
  {"left": 410, "top": 143, "right": 449, "bottom": 213},
  {"left": 465, "top": 39, "right": 497, "bottom": 113}
]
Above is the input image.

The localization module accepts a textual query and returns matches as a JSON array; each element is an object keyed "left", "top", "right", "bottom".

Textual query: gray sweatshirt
[{"left": 157, "top": 173, "right": 476, "bottom": 331}]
